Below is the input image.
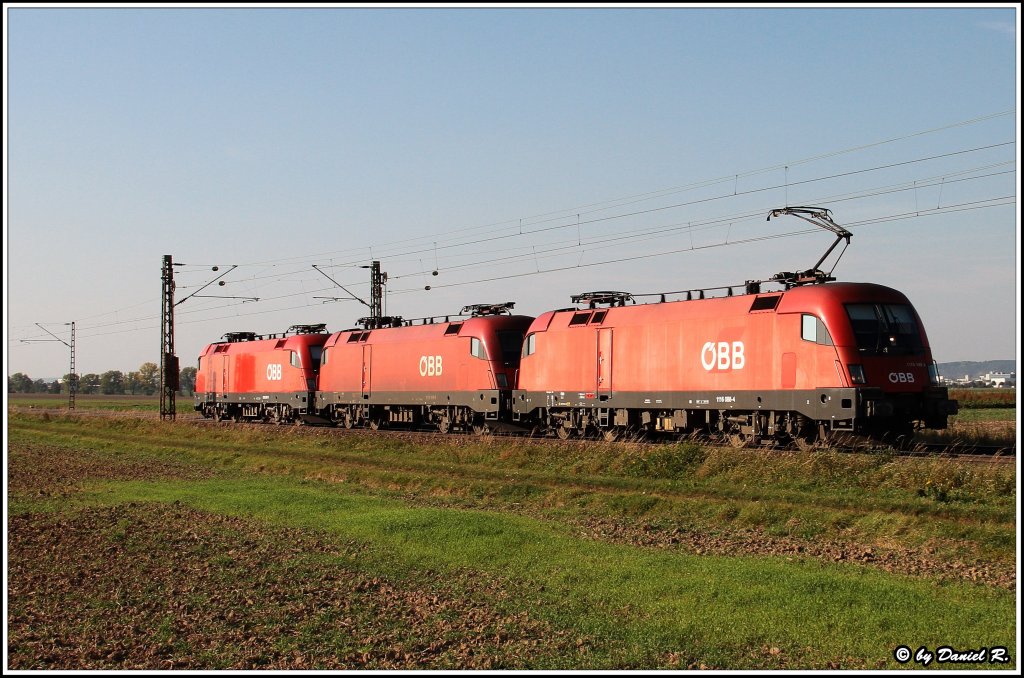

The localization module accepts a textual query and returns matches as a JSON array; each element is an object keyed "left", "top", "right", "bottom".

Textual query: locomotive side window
[
  {"left": 845, "top": 303, "right": 924, "bottom": 356},
  {"left": 470, "top": 337, "right": 488, "bottom": 360},
  {"left": 290, "top": 351, "right": 301, "bottom": 369},
  {"left": 522, "top": 333, "right": 537, "bottom": 357},
  {"left": 321, "top": 347, "right": 329, "bottom": 366},
  {"left": 801, "top": 314, "right": 833, "bottom": 346}
]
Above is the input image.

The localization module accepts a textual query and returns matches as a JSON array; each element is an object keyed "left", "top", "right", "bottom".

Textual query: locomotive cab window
[
  {"left": 845, "top": 303, "right": 923, "bottom": 356},
  {"left": 320, "top": 347, "right": 329, "bottom": 366},
  {"left": 497, "top": 330, "right": 525, "bottom": 366},
  {"left": 308, "top": 345, "right": 323, "bottom": 370},
  {"left": 470, "top": 337, "right": 488, "bottom": 360},
  {"left": 801, "top": 314, "right": 833, "bottom": 346},
  {"left": 522, "top": 333, "right": 537, "bottom": 357}
]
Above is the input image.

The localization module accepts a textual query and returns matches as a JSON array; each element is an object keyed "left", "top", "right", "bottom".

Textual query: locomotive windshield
[
  {"left": 308, "top": 345, "right": 323, "bottom": 371},
  {"left": 844, "top": 303, "right": 924, "bottom": 356},
  {"left": 497, "top": 330, "right": 525, "bottom": 366}
]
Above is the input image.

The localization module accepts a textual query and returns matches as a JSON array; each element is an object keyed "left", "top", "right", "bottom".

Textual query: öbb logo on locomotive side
[
  {"left": 266, "top": 364, "right": 283, "bottom": 381},
  {"left": 419, "top": 355, "right": 443, "bottom": 377},
  {"left": 889, "top": 372, "right": 916, "bottom": 384},
  {"left": 701, "top": 341, "right": 745, "bottom": 371}
]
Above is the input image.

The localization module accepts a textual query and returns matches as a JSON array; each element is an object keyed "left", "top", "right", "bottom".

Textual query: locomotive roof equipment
[
  {"left": 222, "top": 324, "right": 331, "bottom": 343},
  {"left": 571, "top": 291, "right": 635, "bottom": 308},
  {"left": 222, "top": 331, "right": 258, "bottom": 343},
  {"left": 357, "top": 315, "right": 405, "bottom": 329},
  {"left": 461, "top": 302, "right": 517, "bottom": 317},
  {"left": 766, "top": 206, "right": 852, "bottom": 289},
  {"left": 288, "top": 324, "right": 328, "bottom": 335}
]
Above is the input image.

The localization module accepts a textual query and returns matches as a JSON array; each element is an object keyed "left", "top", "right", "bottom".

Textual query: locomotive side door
[
  {"left": 205, "top": 355, "right": 218, "bottom": 398},
  {"left": 221, "top": 354, "right": 229, "bottom": 397},
  {"left": 597, "top": 328, "right": 613, "bottom": 398},
  {"left": 361, "top": 345, "right": 372, "bottom": 398}
]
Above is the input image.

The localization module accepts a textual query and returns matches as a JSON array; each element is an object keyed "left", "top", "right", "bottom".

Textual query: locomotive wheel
[
  {"left": 472, "top": 423, "right": 491, "bottom": 436},
  {"left": 369, "top": 418, "right": 382, "bottom": 431},
  {"left": 437, "top": 418, "right": 451, "bottom": 434},
  {"left": 601, "top": 428, "right": 620, "bottom": 443},
  {"left": 728, "top": 432, "right": 749, "bottom": 449},
  {"left": 793, "top": 435, "right": 816, "bottom": 452},
  {"left": 342, "top": 413, "right": 355, "bottom": 429},
  {"left": 555, "top": 425, "right": 573, "bottom": 440}
]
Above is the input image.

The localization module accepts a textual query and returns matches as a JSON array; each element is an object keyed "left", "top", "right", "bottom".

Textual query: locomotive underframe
[
  {"left": 511, "top": 386, "right": 954, "bottom": 444},
  {"left": 195, "top": 390, "right": 314, "bottom": 423},
  {"left": 316, "top": 389, "right": 507, "bottom": 432}
]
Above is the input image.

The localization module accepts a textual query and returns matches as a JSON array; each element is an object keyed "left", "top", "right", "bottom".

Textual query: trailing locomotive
[
  {"left": 194, "top": 324, "right": 330, "bottom": 423},
  {"left": 194, "top": 207, "right": 957, "bottom": 446}
]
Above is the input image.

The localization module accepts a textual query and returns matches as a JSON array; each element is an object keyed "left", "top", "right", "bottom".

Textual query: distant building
[{"left": 982, "top": 372, "right": 1016, "bottom": 388}]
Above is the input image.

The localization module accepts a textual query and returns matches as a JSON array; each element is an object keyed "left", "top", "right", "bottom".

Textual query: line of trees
[{"left": 8, "top": 363, "right": 197, "bottom": 396}]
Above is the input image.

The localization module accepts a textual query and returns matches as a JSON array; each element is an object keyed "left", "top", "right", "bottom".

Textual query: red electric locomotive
[
  {"left": 315, "top": 303, "right": 534, "bottom": 433},
  {"left": 512, "top": 282, "right": 957, "bottom": 446},
  {"left": 194, "top": 324, "right": 330, "bottom": 423}
]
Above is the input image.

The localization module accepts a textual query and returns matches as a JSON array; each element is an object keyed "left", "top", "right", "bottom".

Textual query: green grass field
[
  {"left": 6, "top": 410, "right": 1017, "bottom": 669},
  {"left": 7, "top": 393, "right": 162, "bottom": 411}
]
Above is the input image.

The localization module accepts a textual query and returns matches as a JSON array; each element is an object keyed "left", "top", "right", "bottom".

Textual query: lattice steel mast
[
  {"left": 68, "top": 322, "right": 76, "bottom": 409},
  {"left": 160, "top": 255, "right": 179, "bottom": 420}
]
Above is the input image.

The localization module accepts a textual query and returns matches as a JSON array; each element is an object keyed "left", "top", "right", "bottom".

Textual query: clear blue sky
[{"left": 5, "top": 4, "right": 1019, "bottom": 379}]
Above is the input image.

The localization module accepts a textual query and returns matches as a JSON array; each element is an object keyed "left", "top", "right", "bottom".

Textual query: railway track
[{"left": 14, "top": 406, "right": 1013, "bottom": 462}]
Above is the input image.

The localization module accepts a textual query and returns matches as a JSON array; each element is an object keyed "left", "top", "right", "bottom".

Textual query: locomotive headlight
[{"left": 848, "top": 364, "right": 866, "bottom": 384}]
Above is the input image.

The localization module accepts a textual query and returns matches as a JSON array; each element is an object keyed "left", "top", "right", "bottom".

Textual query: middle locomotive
[{"left": 315, "top": 303, "right": 534, "bottom": 433}]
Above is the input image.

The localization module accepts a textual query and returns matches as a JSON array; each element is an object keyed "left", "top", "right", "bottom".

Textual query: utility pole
[
  {"left": 160, "top": 257, "right": 250, "bottom": 420},
  {"left": 160, "top": 254, "right": 179, "bottom": 420},
  {"left": 369, "top": 260, "right": 384, "bottom": 325},
  {"left": 68, "top": 322, "right": 76, "bottom": 409}
]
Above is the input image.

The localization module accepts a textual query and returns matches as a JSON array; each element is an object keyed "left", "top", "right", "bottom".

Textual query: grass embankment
[
  {"left": 7, "top": 393, "right": 161, "bottom": 412},
  {"left": 950, "top": 389, "right": 1016, "bottom": 409},
  {"left": 936, "top": 389, "right": 1017, "bottom": 445},
  {"left": 7, "top": 411, "right": 1017, "bottom": 670}
]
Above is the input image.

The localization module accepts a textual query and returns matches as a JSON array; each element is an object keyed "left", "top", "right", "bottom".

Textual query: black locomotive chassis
[
  {"left": 316, "top": 390, "right": 503, "bottom": 415},
  {"left": 510, "top": 386, "right": 956, "bottom": 434},
  {"left": 195, "top": 391, "right": 312, "bottom": 409}
]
